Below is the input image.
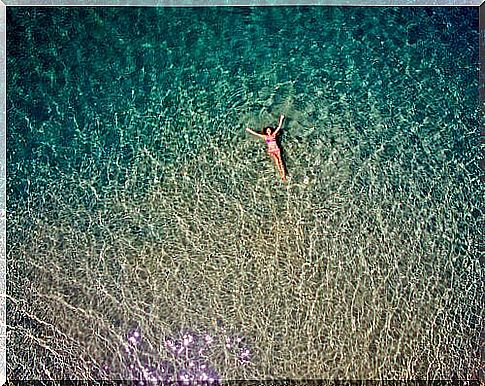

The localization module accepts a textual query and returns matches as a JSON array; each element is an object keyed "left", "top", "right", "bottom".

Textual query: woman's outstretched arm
[
  {"left": 246, "top": 127, "right": 265, "bottom": 139},
  {"left": 274, "top": 114, "right": 285, "bottom": 135}
]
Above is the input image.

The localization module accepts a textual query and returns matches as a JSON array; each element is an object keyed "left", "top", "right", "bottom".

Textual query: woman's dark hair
[{"left": 262, "top": 126, "right": 275, "bottom": 135}]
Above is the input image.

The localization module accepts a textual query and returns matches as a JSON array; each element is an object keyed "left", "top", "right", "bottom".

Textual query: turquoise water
[
  {"left": 7, "top": 7, "right": 478, "bottom": 203},
  {"left": 7, "top": 7, "right": 481, "bottom": 380}
]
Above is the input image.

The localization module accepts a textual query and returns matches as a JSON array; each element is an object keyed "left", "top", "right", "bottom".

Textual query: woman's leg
[
  {"left": 271, "top": 155, "right": 279, "bottom": 172},
  {"left": 276, "top": 153, "right": 286, "bottom": 180},
  {"left": 270, "top": 153, "right": 286, "bottom": 181}
]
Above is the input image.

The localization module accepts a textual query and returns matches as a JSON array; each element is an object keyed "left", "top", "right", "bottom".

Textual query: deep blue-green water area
[{"left": 7, "top": 7, "right": 478, "bottom": 206}]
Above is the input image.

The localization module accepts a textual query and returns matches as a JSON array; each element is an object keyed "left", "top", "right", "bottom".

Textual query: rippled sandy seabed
[{"left": 7, "top": 7, "right": 481, "bottom": 381}]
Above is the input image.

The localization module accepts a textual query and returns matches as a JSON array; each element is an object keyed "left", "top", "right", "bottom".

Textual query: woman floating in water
[{"left": 246, "top": 114, "right": 286, "bottom": 182}]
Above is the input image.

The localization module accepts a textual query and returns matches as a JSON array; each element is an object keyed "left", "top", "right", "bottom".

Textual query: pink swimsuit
[{"left": 266, "top": 136, "right": 280, "bottom": 156}]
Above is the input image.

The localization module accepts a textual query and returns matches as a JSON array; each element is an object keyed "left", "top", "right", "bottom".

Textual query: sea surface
[
  {"left": 7, "top": 7, "right": 478, "bottom": 202},
  {"left": 7, "top": 6, "right": 481, "bottom": 381}
]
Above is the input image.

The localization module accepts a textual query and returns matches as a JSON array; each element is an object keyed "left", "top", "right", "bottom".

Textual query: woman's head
[{"left": 263, "top": 126, "right": 275, "bottom": 136}]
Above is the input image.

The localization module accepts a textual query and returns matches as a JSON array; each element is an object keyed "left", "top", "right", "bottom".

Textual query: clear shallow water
[{"left": 7, "top": 6, "right": 481, "bottom": 380}]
